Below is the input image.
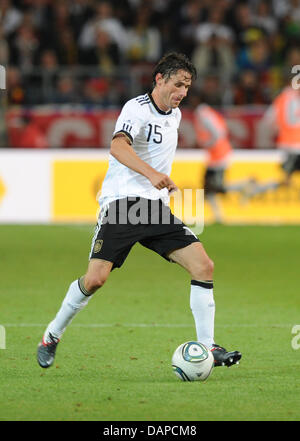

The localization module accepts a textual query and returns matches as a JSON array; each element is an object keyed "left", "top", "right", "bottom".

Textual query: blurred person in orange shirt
[
  {"left": 193, "top": 99, "right": 257, "bottom": 222},
  {"left": 229, "top": 76, "right": 300, "bottom": 201},
  {"left": 262, "top": 84, "right": 300, "bottom": 185}
]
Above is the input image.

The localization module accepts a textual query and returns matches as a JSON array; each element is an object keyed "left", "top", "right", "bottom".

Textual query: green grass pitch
[{"left": 0, "top": 224, "right": 299, "bottom": 421}]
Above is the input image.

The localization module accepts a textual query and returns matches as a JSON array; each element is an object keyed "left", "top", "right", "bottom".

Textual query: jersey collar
[{"left": 148, "top": 92, "right": 172, "bottom": 115}]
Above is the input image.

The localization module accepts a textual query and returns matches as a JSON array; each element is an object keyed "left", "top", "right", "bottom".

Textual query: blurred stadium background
[
  {"left": 1, "top": 1, "right": 300, "bottom": 422},
  {"left": 1, "top": 0, "right": 300, "bottom": 224}
]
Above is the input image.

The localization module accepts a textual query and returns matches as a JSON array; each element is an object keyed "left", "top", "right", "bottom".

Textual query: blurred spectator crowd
[{"left": 1, "top": 0, "right": 300, "bottom": 108}]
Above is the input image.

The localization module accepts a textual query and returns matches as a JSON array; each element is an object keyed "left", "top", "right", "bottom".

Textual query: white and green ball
[{"left": 172, "top": 341, "right": 214, "bottom": 382}]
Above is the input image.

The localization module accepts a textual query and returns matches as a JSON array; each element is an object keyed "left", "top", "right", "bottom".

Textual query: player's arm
[{"left": 110, "top": 133, "right": 178, "bottom": 193}]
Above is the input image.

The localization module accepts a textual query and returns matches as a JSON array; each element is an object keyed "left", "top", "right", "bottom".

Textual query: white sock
[
  {"left": 190, "top": 280, "right": 215, "bottom": 349},
  {"left": 44, "top": 279, "right": 92, "bottom": 342}
]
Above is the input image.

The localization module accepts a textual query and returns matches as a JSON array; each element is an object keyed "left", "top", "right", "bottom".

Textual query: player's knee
[
  {"left": 84, "top": 272, "right": 109, "bottom": 293},
  {"left": 207, "top": 257, "right": 214, "bottom": 277},
  {"left": 191, "top": 256, "right": 214, "bottom": 280}
]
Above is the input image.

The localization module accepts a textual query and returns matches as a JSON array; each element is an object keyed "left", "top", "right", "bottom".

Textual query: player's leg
[
  {"left": 204, "top": 168, "right": 225, "bottom": 223},
  {"left": 206, "top": 193, "right": 223, "bottom": 223},
  {"left": 37, "top": 259, "right": 113, "bottom": 368},
  {"left": 37, "top": 198, "right": 138, "bottom": 368},
  {"left": 167, "top": 242, "right": 215, "bottom": 348},
  {"left": 239, "top": 152, "right": 298, "bottom": 201},
  {"left": 44, "top": 259, "right": 112, "bottom": 340},
  {"left": 83, "top": 258, "right": 113, "bottom": 294},
  {"left": 281, "top": 152, "right": 300, "bottom": 186},
  {"left": 167, "top": 242, "right": 241, "bottom": 367},
  {"left": 139, "top": 201, "right": 217, "bottom": 350}
]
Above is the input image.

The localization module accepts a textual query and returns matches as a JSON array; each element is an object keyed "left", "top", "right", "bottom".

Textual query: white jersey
[{"left": 99, "top": 92, "right": 181, "bottom": 207}]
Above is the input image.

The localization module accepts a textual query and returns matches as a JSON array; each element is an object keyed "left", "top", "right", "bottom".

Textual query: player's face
[{"left": 156, "top": 70, "right": 192, "bottom": 110}]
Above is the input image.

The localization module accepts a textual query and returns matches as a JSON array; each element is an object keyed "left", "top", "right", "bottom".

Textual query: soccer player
[{"left": 37, "top": 52, "right": 241, "bottom": 369}]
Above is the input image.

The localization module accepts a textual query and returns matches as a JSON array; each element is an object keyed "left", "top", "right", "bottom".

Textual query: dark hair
[{"left": 152, "top": 52, "right": 197, "bottom": 88}]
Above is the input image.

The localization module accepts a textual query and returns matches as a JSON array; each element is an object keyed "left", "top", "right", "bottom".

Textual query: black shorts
[
  {"left": 89, "top": 197, "right": 200, "bottom": 270},
  {"left": 282, "top": 152, "right": 300, "bottom": 175},
  {"left": 204, "top": 168, "right": 226, "bottom": 195}
]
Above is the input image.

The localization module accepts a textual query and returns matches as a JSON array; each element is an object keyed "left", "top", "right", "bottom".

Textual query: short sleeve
[
  {"left": 113, "top": 100, "right": 145, "bottom": 144},
  {"left": 175, "top": 108, "right": 182, "bottom": 128}
]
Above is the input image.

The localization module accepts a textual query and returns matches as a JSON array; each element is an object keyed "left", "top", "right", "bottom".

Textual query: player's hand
[{"left": 149, "top": 171, "right": 178, "bottom": 193}]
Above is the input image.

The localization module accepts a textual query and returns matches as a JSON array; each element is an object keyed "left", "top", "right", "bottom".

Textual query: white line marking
[{"left": 2, "top": 323, "right": 293, "bottom": 328}]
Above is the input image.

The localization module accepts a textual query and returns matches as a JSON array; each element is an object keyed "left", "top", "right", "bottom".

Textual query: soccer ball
[{"left": 172, "top": 341, "right": 214, "bottom": 382}]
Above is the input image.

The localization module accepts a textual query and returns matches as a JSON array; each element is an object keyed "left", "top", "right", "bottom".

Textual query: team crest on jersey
[{"left": 93, "top": 239, "right": 103, "bottom": 253}]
